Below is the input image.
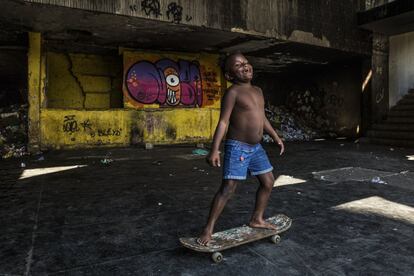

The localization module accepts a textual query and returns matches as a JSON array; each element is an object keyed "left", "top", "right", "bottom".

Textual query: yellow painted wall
[
  {"left": 39, "top": 49, "right": 223, "bottom": 149},
  {"left": 46, "top": 52, "right": 122, "bottom": 109},
  {"left": 40, "top": 108, "right": 219, "bottom": 148},
  {"left": 46, "top": 52, "right": 85, "bottom": 108},
  {"left": 28, "top": 32, "right": 42, "bottom": 151},
  {"left": 40, "top": 109, "right": 130, "bottom": 148}
]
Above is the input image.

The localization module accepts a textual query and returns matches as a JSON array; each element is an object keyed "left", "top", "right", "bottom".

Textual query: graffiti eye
[{"left": 166, "top": 74, "right": 180, "bottom": 87}]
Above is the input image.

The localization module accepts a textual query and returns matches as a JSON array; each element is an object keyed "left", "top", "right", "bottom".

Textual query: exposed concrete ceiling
[
  {"left": 0, "top": 0, "right": 365, "bottom": 75},
  {"left": 358, "top": 0, "right": 414, "bottom": 35},
  {"left": 359, "top": 10, "right": 414, "bottom": 35}
]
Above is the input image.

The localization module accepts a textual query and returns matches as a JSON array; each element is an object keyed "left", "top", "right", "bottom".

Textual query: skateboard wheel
[
  {"left": 270, "top": 235, "right": 281, "bottom": 244},
  {"left": 212, "top": 252, "right": 223, "bottom": 263}
]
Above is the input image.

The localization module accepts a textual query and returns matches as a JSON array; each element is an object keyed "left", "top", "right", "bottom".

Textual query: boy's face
[{"left": 226, "top": 54, "right": 253, "bottom": 83}]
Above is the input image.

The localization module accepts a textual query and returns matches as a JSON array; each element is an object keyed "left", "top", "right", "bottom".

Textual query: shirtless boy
[{"left": 197, "top": 53, "right": 285, "bottom": 246}]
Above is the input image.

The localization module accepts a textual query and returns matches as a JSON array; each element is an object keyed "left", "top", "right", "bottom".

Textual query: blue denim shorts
[{"left": 223, "top": 139, "right": 273, "bottom": 180}]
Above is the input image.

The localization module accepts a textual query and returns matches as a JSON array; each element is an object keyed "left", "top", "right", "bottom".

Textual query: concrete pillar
[
  {"left": 361, "top": 57, "right": 372, "bottom": 135},
  {"left": 371, "top": 33, "right": 389, "bottom": 124},
  {"left": 28, "top": 32, "right": 42, "bottom": 152}
]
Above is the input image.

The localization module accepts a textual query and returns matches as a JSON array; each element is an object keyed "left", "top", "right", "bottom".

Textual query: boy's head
[{"left": 222, "top": 52, "right": 253, "bottom": 83}]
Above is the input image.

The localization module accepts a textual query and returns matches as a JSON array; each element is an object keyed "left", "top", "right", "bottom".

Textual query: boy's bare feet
[
  {"left": 197, "top": 229, "right": 213, "bottom": 246},
  {"left": 249, "top": 219, "right": 277, "bottom": 230}
]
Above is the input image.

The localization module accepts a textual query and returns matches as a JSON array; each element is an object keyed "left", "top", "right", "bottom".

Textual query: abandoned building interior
[
  {"left": 0, "top": 0, "right": 414, "bottom": 275},
  {"left": 0, "top": 0, "right": 412, "bottom": 153}
]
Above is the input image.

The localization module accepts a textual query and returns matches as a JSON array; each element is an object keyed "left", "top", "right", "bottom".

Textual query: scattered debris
[
  {"left": 0, "top": 112, "right": 19, "bottom": 119},
  {"left": 152, "top": 160, "right": 163, "bottom": 165},
  {"left": 371, "top": 176, "right": 387, "bottom": 184},
  {"left": 192, "top": 149, "right": 209, "bottom": 156},
  {"left": 264, "top": 89, "right": 339, "bottom": 142},
  {"left": 263, "top": 134, "right": 274, "bottom": 143},
  {"left": 37, "top": 156, "right": 45, "bottom": 161},
  {"left": 100, "top": 158, "right": 113, "bottom": 165},
  {"left": 0, "top": 104, "right": 28, "bottom": 159},
  {"left": 20, "top": 162, "right": 26, "bottom": 168}
]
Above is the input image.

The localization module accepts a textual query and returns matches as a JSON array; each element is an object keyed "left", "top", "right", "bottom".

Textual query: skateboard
[{"left": 179, "top": 214, "right": 292, "bottom": 263}]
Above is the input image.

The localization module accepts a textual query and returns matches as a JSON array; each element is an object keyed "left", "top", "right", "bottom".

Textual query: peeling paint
[
  {"left": 230, "top": 27, "right": 266, "bottom": 37},
  {"left": 288, "top": 30, "right": 331, "bottom": 47}
]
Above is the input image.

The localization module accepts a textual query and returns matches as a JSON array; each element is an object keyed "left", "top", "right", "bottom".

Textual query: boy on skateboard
[{"left": 198, "top": 53, "right": 285, "bottom": 246}]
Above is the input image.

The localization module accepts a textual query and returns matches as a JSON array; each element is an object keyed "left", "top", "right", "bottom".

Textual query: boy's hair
[{"left": 219, "top": 51, "right": 243, "bottom": 73}]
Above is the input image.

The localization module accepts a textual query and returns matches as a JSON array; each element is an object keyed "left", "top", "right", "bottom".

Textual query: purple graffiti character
[
  {"left": 126, "top": 58, "right": 203, "bottom": 107},
  {"left": 156, "top": 59, "right": 181, "bottom": 106},
  {"left": 178, "top": 60, "right": 202, "bottom": 106},
  {"left": 126, "top": 61, "right": 165, "bottom": 104}
]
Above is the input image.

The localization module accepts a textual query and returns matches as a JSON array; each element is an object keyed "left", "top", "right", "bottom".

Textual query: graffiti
[
  {"left": 62, "top": 115, "right": 122, "bottom": 138},
  {"left": 63, "top": 115, "right": 79, "bottom": 134},
  {"left": 130, "top": 4, "right": 138, "bottom": 11},
  {"left": 201, "top": 71, "right": 220, "bottom": 102},
  {"left": 141, "top": 0, "right": 161, "bottom": 17},
  {"left": 98, "top": 128, "right": 122, "bottom": 137},
  {"left": 204, "top": 88, "right": 220, "bottom": 101},
  {"left": 129, "top": 1, "right": 192, "bottom": 23},
  {"left": 80, "top": 119, "right": 92, "bottom": 131},
  {"left": 326, "top": 94, "right": 344, "bottom": 107},
  {"left": 126, "top": 58, "right": 203, "bottom": 107},
  {"left": 203, "top": 71, "right": 218, "bottom": 82},
  {"left": 166, "top": 2, "right": 183, "bottom": 23},
  {"left": 376, "top": 88, "right": 384, "bottom": 104},
  {"left": 376, "top": 66, "right": 383, "bottom": 75}
]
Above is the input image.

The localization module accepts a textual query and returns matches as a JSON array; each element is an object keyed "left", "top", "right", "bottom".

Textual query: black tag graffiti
[
  {"left": 166, "top": 2, "right": 183, "bottom": 23},
  {"left": 80, "top": 119, "right": 92, "bottom": 131},
  {"left": 141, "top": 0, "right": 162, "bottom": 17},
  {"left": 63, "top": 115, "right": 79, "bottom": 134}
]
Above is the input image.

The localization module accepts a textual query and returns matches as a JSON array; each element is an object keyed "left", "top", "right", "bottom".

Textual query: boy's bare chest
[{"left": 235, "top": 91, "right": 264, "bottom": 111}]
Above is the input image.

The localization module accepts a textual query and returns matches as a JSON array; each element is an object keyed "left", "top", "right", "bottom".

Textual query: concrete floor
[{"left": 1, "top": 141, "right": 414, "bottom": 275}]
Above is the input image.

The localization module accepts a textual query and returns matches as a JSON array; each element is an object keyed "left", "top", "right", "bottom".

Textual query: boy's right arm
[{"left": 208, "top": 89, "right": 237, "bottom": 167}]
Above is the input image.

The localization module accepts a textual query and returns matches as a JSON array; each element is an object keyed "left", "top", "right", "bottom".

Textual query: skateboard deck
[{"left": 179, "top": 214, "right": 291, "bottom": 263}]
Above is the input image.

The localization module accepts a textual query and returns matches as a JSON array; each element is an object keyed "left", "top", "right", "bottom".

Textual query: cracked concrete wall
[{"left": 46, "top": 52, "right": 122, "bottom": 109}]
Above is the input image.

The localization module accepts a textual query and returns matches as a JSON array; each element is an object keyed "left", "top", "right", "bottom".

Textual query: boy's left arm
[{"left": 264, "top": 116, "right": 285, "bottom": 155}]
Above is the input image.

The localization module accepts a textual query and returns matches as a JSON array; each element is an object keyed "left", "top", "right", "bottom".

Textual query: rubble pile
[
  {"left": 264, "top": 89, "right": 336, "bottom": 142},
  {"left": 0, "top": 104, "right": 29, "bottom": 159}
]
